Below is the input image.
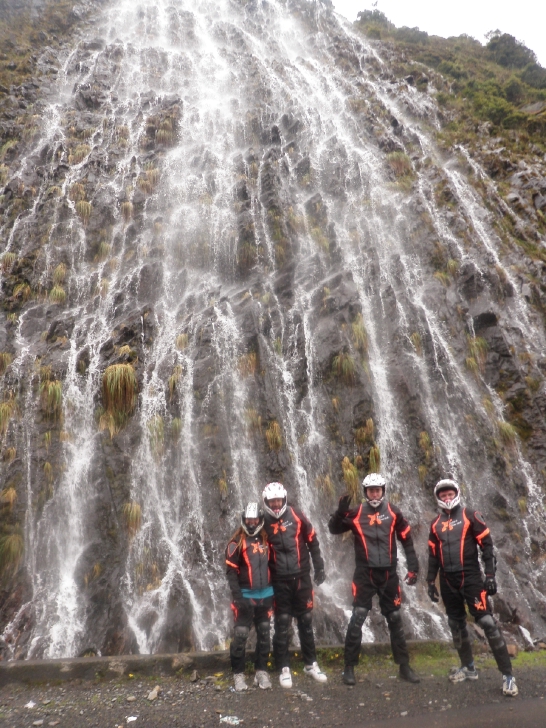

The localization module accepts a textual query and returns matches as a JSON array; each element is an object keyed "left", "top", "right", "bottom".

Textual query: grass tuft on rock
[
  {"left": 122, "top": 502, "right": 142, "bottom": 537},
  {"left": 342, "top": 457, "right": 360, "bottom": 502},
  {"left": 0, "top": 352, "right": 12, "bottom": 376},
  {"left": 332, "top": 352, "right": 356, "bottom": 386},
  {"left": 265, "top": 420, "right": 282, "bottom": 451},
  {"left": 0, "top": 531, "right": 24, "bottom": 575},
  {"left": 103, "top": 364, "right": 137, "bottom": 417}
]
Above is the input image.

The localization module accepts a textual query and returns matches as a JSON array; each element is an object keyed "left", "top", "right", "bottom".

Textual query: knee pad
[
  {"left": 352, "top": 607, "right": 369, "bottom": 628},
  {"left": 448, "top": 617, "right": 467, "bottom": 648},
  {"left": 476, "top": 614, "right": 496, "bottom": 635},
  {"left": 297, "top": 611, "right": 313, "bottom": 635},
  {"left": 386, "top": 610, "right": 402, "bottom": 627},
  {"left": 256, "top": 621, "right": 270, "bottom": 640},
  {"left": 476, "top": 615, "right": 504, "bottom": 649},
  {"left": 448, "top": 617, "right": 466, "bottom": 633},
  {"left": 233, "top": 625, "right": 249, "bottom": 644},
  {"left": 231, "top": 625, "right": 249, "bottom": 657},
  {"left": 275, "top": 613, "right": 291, "bottom": 637}
]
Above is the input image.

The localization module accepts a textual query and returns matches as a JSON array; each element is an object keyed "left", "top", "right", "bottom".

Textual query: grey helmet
[
  {"left": 241, "top": 502, "right": 264, "bottom": 535},
  {"left": 434, "top": 479, "right": 461, "bottom": 511},
  {"left": 362, "top": 473, "right": 386, "bottom": 507}
]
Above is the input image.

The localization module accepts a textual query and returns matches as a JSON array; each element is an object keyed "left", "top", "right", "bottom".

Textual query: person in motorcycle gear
[
  {"left": 329, "top": 473, "right": 420, "bottom": 686},
  {"left": 427, "top": 479, "right": 517, "bottom": 697},
  {"left": 225, "top": 502, "right": 273, "bottom": 691},
  {"left": 262, "top": 482, "right": 327, "bottom": 688}
]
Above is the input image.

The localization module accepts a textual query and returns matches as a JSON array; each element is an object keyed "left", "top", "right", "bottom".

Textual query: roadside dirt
[{"left": 1, "top": 648, "right": 545, "bottom": 728}]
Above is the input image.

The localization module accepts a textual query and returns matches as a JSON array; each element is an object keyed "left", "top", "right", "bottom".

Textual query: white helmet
[
  {"left": 241, "top": 502, "right": 264, "bottom": 536},
  {"left": 262, "top": 482, "right": 287, "bottom": 519},
  {"left": 434, "top": 479, "right": 460, "bottom": 511},
  {"left": 362, "top": 473, "right": 386, "bottom": 507}
]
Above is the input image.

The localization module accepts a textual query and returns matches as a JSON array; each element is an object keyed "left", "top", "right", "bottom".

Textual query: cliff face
[{"left": 0, "top": 0, "right": 545, "bottom": 660}]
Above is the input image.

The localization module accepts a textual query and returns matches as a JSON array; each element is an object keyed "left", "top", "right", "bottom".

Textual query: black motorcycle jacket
[
  {"left": 263, "top": 505, "right": 324, "bottom": 580},
  {"left": 328, "top": 500, "right": 418, "bottom": 572},
  {"left": 225, "top": 533, "right": 270, "bottom": 600},
  {"left": 427, "top": 504, "right": 495, "bottom": 580}
]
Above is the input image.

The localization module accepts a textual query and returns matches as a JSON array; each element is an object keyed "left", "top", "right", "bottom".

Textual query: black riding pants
[{"left": 230, "top": 597, "right": 272, "bottom": 673}]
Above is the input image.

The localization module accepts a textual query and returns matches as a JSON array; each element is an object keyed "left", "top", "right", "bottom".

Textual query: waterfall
[{"left": 1, "top": 0, "right": 545, "bottom": 659}]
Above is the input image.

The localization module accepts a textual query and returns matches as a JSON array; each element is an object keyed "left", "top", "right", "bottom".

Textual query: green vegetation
[
  {"left": 0, "top": 396, "right": 17, "bottom": 436},
  {"left": 332, "top": 351, "right": 356, "bottom": 385},
  {"left": 53, "top": 262, "right": 67, "bottom": 284},
  {"left": 0, "top": 352, "right": 12, "bottom": 376},
  {"left": 410, "top": 331, "right": 422, "bottom": 356},
  {"left": 497, "top": 419, "right": 518, "bottom": 447},
  {"left": 168, "top": 365, "right": 183, "bottom": 401},
  {"left": 419, "top": 430, "right": 433, "bottom": 462},
  {"left": 1, "top": 252, "right": 16, "bottom": 273},
  {"left": 368, "top": 444, "right": 380, "bottom": 473},
  {"left": 75, "top": 200, "right": 92, "bottom": 225},
  {"left": 0, "top": 486, "right": 17, "bottom": 510},
  {"left": 40, "top": 378, "right": 62, "bottom": 420},
  {"left": 355, "top": 13, "right": 546, "bottom": 144},
  {"left": 0, "top": 530, "right": 24, "bottom": 576},
  {"left": 100, "top": 364, "right": 137, "bottom": 437},
  {"left": 103, "top": 364, "right": 137, "bottom": 415},
  {"left": 355, "top": 418, "right": 374, "bottom": 447},
  {"left": 341, "top": 456, "right": 359, "bottom": 502},
  {"left": 351, "top": 314, "right": 368, "bottom": 355},
  {"left": 238, "top": 351, "right": 258, "bottom": 377},
  {"left": 121, "top": 201, "right": 133, "bottom": 223},
  {"left": 468, "top": 336, "right": 489, "bottom": 373},
  {"left": 49, "top": 284, "right": 66, "bottom": 304},
  {"left": 315, "top": 473, "right": 335, "bottom": 498},
  {"left": 265, "top": 420, "right": 282, "bottom": 451},
  {"left": 122, "top": 502, "right": 142, "bottom": 537}
]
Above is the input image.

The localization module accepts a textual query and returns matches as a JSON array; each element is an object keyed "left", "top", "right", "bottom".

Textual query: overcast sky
[{"left": 333, "top": 1, "right": 546, "bottom": 67}]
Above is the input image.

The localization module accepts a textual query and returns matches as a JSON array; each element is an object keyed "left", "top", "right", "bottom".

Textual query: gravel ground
[{"left": 1, "top": 649, "right": 545, "bottom": 728}]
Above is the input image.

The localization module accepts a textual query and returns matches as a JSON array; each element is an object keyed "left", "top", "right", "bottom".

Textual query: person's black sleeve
[
  {"left": 392, "top": 505, "right": 419, "bottom": 573},
  {"left": 470, "top": 510, "right": 495, "bottom": 575},
  {"left": 225, "top": 540, "right": 243, "bottom": 602},
  {"left": 426, "top": 525, "right": 440, "bottom": 583},
  {"left": 297, "top": 509, "right": 325, "bottom": 573}
]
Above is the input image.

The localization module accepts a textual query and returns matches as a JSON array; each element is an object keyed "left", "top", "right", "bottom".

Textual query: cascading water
[{"left": 1, "top": 0, "right": 545, "bottom": 659}]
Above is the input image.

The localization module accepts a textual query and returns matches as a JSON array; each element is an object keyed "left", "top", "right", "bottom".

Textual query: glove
[
  {"left": 484, "top": 575, "right": 497, "bottom": 596},
  {"left": 404, "top": 571, "right": 418, "bottom": 586},
  {"left": 232, "top": 596, "right": 246, "bottom": 611},
  {"left": 337, "top": 494, "right": 352, "bottom": 515},
  {"left": 314, "top": 569, "right": 326, "bottom": 586},
  {"left": 427, "top": 581, "right": 440, "bottom": 603}
]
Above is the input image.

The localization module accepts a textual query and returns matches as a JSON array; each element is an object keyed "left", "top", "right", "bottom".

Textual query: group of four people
[{"left": 225, "top": 475, "right": 518, "bottom": 697}]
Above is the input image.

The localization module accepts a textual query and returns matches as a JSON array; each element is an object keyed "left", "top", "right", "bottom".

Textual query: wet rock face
[{"left": 1, "top": 0, "right": 546, "bottom": 659}]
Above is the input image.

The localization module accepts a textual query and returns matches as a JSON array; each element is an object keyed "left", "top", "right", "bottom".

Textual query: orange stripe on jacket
[{"left": 353, "top": 504, "right": 368, "bottom": 561}]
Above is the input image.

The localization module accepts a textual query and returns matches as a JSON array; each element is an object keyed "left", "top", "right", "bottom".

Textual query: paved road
[{"left": 355, "top": 696, "right": 545, "bottom": 728}]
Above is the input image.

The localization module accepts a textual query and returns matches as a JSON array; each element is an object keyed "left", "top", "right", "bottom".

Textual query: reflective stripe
[
  {"left": 476, "top": 527, "right": 490, "bottom": 543},
  {"left": 428, "top": 539, "right": 436, "bottom": 556},
  {"left": 241, "top": 537, "right": 253, "bottom": 589},
  {"left": 307, "top": 527, "right": 315, "bottom": 542},
  {"left": 460, "top": 509, "right": 471, "bottom": 566},
  {"left": 226, "top": 560, "right": 239, "bottom": 569},
  {"left": 292, "top": 508, "right": 302, "bottom": 568},
  {"left": 431, "top": 516, "right": 443, "bottom": 567},
  {"left": 387, "top": 504, "right": 396, "bottom": 562},
  {"left": 353, "top": 504, "right": 368, "bottom": 560},
  {"left": 400, "top": 525, "right": 410, "bottom": 540}
]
